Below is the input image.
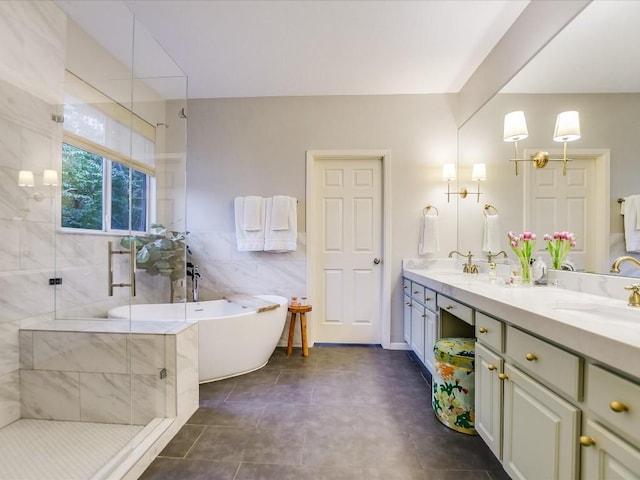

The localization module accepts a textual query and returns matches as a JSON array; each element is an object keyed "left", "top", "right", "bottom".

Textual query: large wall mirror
[{"left": 458, "top": 0, "right": 640, "bottom": 277}]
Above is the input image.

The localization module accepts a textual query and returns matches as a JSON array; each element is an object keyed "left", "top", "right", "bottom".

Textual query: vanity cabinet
[
  {"left": 580, "top": 364, "right": 640, "bottom": 480},
  {"left": 402, "top": 277, "right": 438, "bottom": 374},
  {"left": 475, "top": 313, "right": 580, "bottom": 480},
  {"left": 404, "top": 265, "right": 640, "bottom": 480}
]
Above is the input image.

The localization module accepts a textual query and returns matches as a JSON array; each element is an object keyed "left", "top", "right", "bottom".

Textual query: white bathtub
[{"left": 108, "top": 295, "right": 288, "bottom": 383}]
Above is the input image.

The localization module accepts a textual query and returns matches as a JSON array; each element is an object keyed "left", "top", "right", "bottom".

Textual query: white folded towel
[
  {"left": 418, "top": 214, "right": 439, "bottom": 254},
  {"left": 271, "top": 195, "right": 291, "bottom": 230},
  {"left": 243, "top": 195, "right": 264, "bottom": 231},
  {"left": 482, "top": 213, "right": 501, "bottom": 253},
  {"left": 234, "top": 197, "right": 265, "bottom": 251},
  {"left": 264, "top": 196, "right": 297, "bottom": 252},
  {"left": 623, "top": 194, "right": 640, "bottom": 252}
]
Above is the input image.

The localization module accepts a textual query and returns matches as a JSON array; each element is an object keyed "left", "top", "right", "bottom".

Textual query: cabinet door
[
  {"left": 423, "top": 309, "right": 437, "bottom": 374},
  {"left": 403, "top": 294, "right": 412, "bottom": 344},
  {"left": 503, "top": 364, "right": 580, "bottom": 480},
  {"left": 581, "top": 419, "right": 640, "bottom": 480},
  {"left": 475, "top": 342, "right": 504, "bottom": 459},
  {"left": 410, "top": 302, "right": 425, "bottom": 363}
]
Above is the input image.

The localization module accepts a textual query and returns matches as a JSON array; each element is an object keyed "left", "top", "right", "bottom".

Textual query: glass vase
[{"left": 520, "top": 258, "right": 532, "bottom": 286}]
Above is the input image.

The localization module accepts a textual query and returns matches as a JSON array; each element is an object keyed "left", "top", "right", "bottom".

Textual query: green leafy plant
[{"left": 120, "top": 224, "right": 189, "bottom": 282}]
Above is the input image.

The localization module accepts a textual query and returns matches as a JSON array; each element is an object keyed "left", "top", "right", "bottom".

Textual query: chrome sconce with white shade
[
  {"left": 443, "top": 163, "right": 486, "bottom": 203},
  {"left": 504, "top": 110, "right": 581, "bottom": 176}
]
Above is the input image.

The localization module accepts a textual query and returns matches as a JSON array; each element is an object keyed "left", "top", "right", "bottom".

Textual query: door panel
[{"left": 315, "top": 157, "right": 382, "bottom": 343}]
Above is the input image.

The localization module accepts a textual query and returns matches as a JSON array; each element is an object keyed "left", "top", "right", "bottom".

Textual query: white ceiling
[{"left": 120, "top": 0, "right": 529, "bottom": 99}]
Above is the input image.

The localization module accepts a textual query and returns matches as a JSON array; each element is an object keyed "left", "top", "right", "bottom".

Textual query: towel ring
[
  {"left": 423, "top": 205, "right": 439, "bottom": 216},
  {"left": 483, "top": 204, "right": 498, "bottom": 217}
]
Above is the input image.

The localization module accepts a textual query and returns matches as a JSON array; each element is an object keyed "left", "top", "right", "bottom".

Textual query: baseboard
[{"left": 387, "top": 342, "right": 411, "bottom": 350}]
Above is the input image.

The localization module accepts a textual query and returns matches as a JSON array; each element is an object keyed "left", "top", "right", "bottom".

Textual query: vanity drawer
[
  {"left": 403, "top": 278, "right": 411, "bottom": 294},
  {"left": 586, "top": 364, "right": 640, "bottom": 445},
  {"left": 410, "top": 283, "right": 425, "bottom": 303},
  {"left": 506, "top": 326, "right": 582, "bottom": 400},
  {"left": 423, "top": 287, "right": 437, "bottom": 312},
  {"left": 437, "top": 295, "right": 474, "bottom": 325},
  {"left": 476, "top": 312, "right": 504, "bottom": 352}
]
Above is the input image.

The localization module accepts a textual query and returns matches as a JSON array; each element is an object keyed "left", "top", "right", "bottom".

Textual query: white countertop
[{"left": 403, "top": 265, "right": 640, "bottom": 380}]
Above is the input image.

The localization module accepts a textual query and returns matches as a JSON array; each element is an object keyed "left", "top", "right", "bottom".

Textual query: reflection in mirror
[{"left": 458, "top": 0, "right": 640, "bottom": 277}]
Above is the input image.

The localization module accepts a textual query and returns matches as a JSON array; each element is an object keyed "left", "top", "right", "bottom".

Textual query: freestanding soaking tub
[{"left": 108, "top": 295, "right": 288, "bottom": 382}]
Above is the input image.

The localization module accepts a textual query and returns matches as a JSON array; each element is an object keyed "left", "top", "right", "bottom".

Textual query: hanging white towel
[
  {"left": 418, "top": 214, "right": 439, "bottom": 254},
  {"left": 271, "top": 195, "right": 291, "bottom": 230},
  {"left": 234, "top": 197, "right": 265, "bottom": 251},
  {"left": 243, "top": 195, "right": 264, "bottom": 231},
  {"left": 264, "top": 196, "right": 297, "bottom": 252},
  {"left": 482, "top": 213, "right": 501, "bottom": 253},
  {"left": 623, "top": 194, "right": 640, "bottom": 252}
]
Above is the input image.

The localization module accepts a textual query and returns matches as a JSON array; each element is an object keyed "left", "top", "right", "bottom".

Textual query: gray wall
[{"left": 186, "top": 94, "right": 459, "bottom": 344}]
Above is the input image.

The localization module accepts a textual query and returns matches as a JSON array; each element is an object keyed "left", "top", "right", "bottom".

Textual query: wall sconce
[
  {"left": 442, "top": 163, "right": 485, "bottom": 203},
  {"left": 17, "top": 169, "right": 59, "bottom": 201},
  {"left": 504, "top": 110, "right": 581, "bottom": 176},
  {"left": 18, "top": 170, "right": 35, "bottom": 187}
]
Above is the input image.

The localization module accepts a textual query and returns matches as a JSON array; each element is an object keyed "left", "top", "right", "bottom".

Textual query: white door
[
  {"left": 525, "top": 154, "right": 597, "bottom": 272},
  {"left": 312, "top": 156, "right": 383, "bottom": 344}
]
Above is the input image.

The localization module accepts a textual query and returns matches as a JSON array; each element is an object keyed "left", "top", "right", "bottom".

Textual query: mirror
[{"left": 457, "top": 0, "right": 640, "bottom": 277}]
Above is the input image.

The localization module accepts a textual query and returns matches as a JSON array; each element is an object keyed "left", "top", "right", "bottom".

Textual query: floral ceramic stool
[{"left": 432, "top": 337, "right": 476, "bottom": 435}]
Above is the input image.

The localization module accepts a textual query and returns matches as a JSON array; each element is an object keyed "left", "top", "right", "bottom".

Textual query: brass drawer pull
[
  {"left": 487, "top": 364, "right": 497, "bottom": 371},
  {"left": 579, "top": 436, "right": 595, "bottom": 447},
  {"left": 479, "top": 327, "right": 488, "bottom": 333},
  {"left": 609, "top": 401, "right": 629, "bottom": 413},
  {"left": 498, "top": 373, "right": 508, "bottom": 380},
  {"left": 525, "top": 353, "right": 537, "bottom": 361},
  {"left": 405, "top": 301, "right": 412, "bottom": 306},
  {"left": 413, "top": 290, "right": 419, "bottom": 294},
  {"left": 445, "top": 304, "right": 454, "bottom": 310},
  {"left": 425, "top": 297, "right": 432, "bottom": 302}
]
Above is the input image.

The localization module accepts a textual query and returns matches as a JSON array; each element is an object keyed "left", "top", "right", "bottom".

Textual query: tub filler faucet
[{"left": 187, "top": 262, "right": 201, "bottom": 302}]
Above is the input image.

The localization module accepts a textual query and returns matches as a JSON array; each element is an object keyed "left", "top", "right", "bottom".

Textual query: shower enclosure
[{"left": 0, "top": 1, "right": 193, "bottom": 478}]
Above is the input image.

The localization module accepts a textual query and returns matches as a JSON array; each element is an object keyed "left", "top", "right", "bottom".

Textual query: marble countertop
[{"left": 403, "top": 264, "right": 640, "bottom": 380}]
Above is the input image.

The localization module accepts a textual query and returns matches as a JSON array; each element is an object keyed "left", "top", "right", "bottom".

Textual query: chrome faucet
[
  {"left": 487, "top": 250, "right": 507, "bottom": 263},
  {"left": 186, "top": 262, "right": 201, "bottom": 302},
  {"left": 448, "top": 250, "right": 478, "bottom": 274},
  {"left": 610, "top": 256, "right": 640, "bottom": 307}
]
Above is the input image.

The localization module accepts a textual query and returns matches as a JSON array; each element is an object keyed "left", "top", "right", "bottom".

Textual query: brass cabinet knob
[
  {"left": 498, "top": 373, "right": 508, "bottom": 380},
  {"left": 405, "top": 301, "right": 412, "bottom": 306},
  {"left": 487, "top": 364, "right": 497, "bottom": 371},
  {"left": 579, "top": 436, "right": 595, "bottom": 447},
  {"left": 425, "top": 297, "right": 432, "bottom": 302},
  {"left": 413, "top": 290, "right": 419, "bottom": 294},
  {"left": 445, "top": 304, "right": 454, "bottom": 310},
  {"left": 609, "top": 401, "right": 629, "bottom": 413},
  {"left": 525, "top": 353, "right": 537, "bottom": 361},
  {"left": 421, "top": 314, "right": 427, "bottom": 318},
  {"left": 403, "top": 285, "right": 408, "bottom": 289},
  {"left": 479, "top": 327, "right": 488, "bottom": 334}
]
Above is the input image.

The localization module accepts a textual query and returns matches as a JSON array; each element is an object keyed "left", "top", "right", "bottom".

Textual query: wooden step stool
[{"left": 287, "top": 304, "right": 312, "bottom": 357}]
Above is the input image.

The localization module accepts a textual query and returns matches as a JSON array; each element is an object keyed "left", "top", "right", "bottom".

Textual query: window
[
  {"left": 62, "top": 71, "right": 156, "bottom": 233},
  {"left": 61, "top": 143, "right": 148, "bottom": 232}
]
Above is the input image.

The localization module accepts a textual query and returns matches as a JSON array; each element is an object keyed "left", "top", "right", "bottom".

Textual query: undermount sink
[{"left": 553, "top": 302, "right": 639, "bottom": 323}]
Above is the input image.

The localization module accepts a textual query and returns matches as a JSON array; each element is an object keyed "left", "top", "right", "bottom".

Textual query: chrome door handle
[{"left": 373, "top": 258, "right": 381, "bottom": 264}]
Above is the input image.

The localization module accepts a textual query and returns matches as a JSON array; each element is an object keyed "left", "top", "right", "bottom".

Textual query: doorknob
[{"left": 373, "top": 258, "right": 381, "bottom": 264}]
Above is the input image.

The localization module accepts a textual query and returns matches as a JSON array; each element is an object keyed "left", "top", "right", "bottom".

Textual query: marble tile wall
[
  {"left": 0, "top": 0, "right": 66, "bottom": 429},
  {"left": 188, "top": 231, "right": 307, "bottom": 345},
  {"left": 18, "top": 328, "right": 198, "bottom": 425}
]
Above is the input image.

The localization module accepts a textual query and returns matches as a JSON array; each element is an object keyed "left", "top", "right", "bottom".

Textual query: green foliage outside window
[
  {"left": 62, "top": 142, "right": 148, "bottom": 232},
  {"left": 61, "top": 143, "right": 103, "bottom": 230}
]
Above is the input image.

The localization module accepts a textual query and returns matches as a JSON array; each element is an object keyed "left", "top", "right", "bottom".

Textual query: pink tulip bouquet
[
  {"left": 507, "top": 231, "right": 536, "bottom": 283},
  {"left": 543, "top": 231, "right": 576, "bottom": 269}
]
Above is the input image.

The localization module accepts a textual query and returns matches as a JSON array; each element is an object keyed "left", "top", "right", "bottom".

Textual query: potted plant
[{"left": 121, "top": 224, "right": 189, "bottom": 301}]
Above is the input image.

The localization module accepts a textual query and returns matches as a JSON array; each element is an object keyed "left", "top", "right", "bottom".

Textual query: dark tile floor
[{"left": 140, "top": 345, "right": 510, "bottom": 480}]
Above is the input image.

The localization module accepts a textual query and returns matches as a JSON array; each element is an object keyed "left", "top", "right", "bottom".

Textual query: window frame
[{"left": 60, "top": 138, "right": 153, "bottom": 236}]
